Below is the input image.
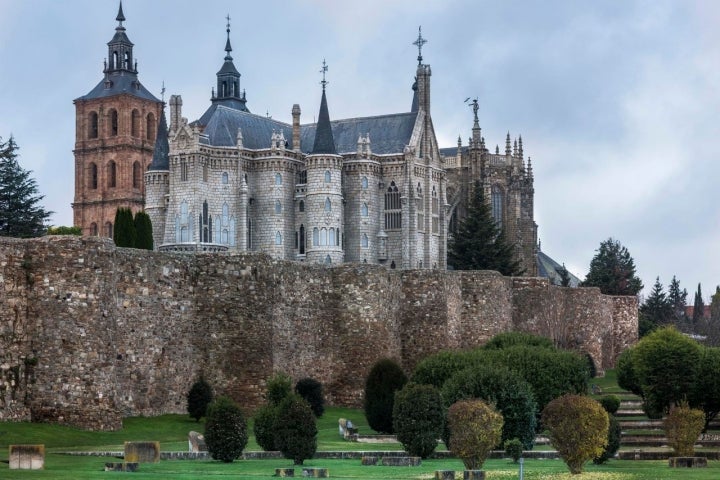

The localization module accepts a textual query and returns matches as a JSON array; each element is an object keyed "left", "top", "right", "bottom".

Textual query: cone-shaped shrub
[
  {"left": 204, "top": 396, "right": 248, "bottom": 463},
  {"left": 364, "top": 358, "right": 407, "bottom": 433}
]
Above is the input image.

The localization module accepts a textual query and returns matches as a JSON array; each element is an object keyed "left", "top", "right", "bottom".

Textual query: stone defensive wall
[{"left": 0, "top": 236, "right": 637, "bottom": 430}]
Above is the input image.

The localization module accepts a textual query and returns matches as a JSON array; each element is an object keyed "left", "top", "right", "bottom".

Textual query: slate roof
[
  {"left": 196, "top": 104, "right": 418, "bottom": 155},
  {"left": 537, "top": 250, "right": 581, "bottom": 287},
  {"left": 311, "top": 89, "right": 336, "bottom": 155},
  {"left": 439, "top": 146, "right": 463, "bottom": 157},
  {"left": 76, "top": 73, "right": 160, "bottom": 102}
]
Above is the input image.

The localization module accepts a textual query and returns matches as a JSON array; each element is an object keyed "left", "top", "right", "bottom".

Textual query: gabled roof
[
  {"left": 199, "top": 105, "right": 292, "bottom": 149},
  {"left": 76, "top": 74, "right": 160, "bottom": 102}
]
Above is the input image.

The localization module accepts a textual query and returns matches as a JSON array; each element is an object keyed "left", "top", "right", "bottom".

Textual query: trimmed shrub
[
  {"left": 133, "top": 211, "right": 153, "bottom": 250},
  {"left": 441, "top": 364, "right": 537, "bottom": 449},
  {"left": 690, "top": 347, "right": 720, "bottom": 429},
  {"left": 295, "top": 377, "right": 324, "bottom": 418},
  {"left": 392, "top": 383, "right": 445, "bottom": 458},
  {"left": 616, "top": 348, "right": 643, "bottom": 397},
  {"left": 599, "top": 395, "right": 621, "bottom": 415},
  {"left": 542, "top": 394, "right": 608, "bottom": 474},
  {"left": 504, "top": 438, "right": 523, "bottom": 463},
  {"left": 411, "top": 350, "right": 474, "bottom": 388},
  {"left": 447, "top": 399, "right": 503, "bottom": 470},
  {"left": 187, "top": 376, "right": 213, "bottom": 422},
  {"left": 204, "top": 396, "right": 248, "bottom": 463},
  {"left": 274, "top": 395, "right": 317, "bottom": 465},
  {"left": 266, "top": 372, "right": 293, "bottom": 406},
  {"left": 364, "top": 358, "right": 407, "bottom": 434},
  {"left": 483, "top": 332, "right": 554, "bottom": 351},
  {"left": 47, "top": 226, "right": 81, "bottom": 235},
  {"left": 664, "top": 402, "right": 705, "bottom": 457},
  {"left": 252, "top": 403, "right": 279, "bottom": 451},
  {"left": 593, "top": 414, "right": 621, "bottom": 464},
  {"left": 584, "top": 351, "right": 597, "bottom": 379}
]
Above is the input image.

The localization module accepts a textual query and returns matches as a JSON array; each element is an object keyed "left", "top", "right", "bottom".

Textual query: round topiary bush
[
  {"left": 541, "top": 394, "right": 608, "bottom": 474},
  {"left": 503, "top": 438, "right": 523, "bottom": 463},
  {"left": 266, "top": 372, "right": 293, "bottom": 406},
  {"left": 599, "top": 395, "right": 621, "bottom": 415},
  {"left": 274, "top": 395, "right": 317, "bottom": 465},
  {"left": 252, "top": 403, "right": 279, "bottom": 451},
  {"left": 295, "top": 377, "right": 324, "bottom": 418},
  {"left": 664, "top": 402, "right": 705, "bottom": 457},
  {"left": 447, "top": 399, "right": 503, "bottom": 470},
  {"left": 204, "top": 396, "right": 248, "bottom": 463},
  {"left": 187, "top": 376, "right": 213, "bottom": 422},
  {"left": 364, "top": 358, "right": 407, "bottom": 434},
  {"left": 392, "top": 383, "right": 445, "bottom": 458},
  {"left": 593, "top": 414, "right": 621, "bottom": 464}
]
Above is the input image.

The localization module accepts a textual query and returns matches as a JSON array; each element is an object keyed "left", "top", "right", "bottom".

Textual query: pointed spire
[
  {"left": 505, "top": 132, "right": 512, "bottom": 155},
  {"left": 312, "top": 60, "right": 336, "bottom": 155},
  {"left": 116, "top": 1, "right": 125, "bottom": 25},
  {"left": 148, "top": 108, "right": 170, "bottom": 171},
  {"left": 413, "top": 26, "right": 427, "bottom": 65},
  {"left": 496, "top": 145, "right": 500, "bottom": 155},
  {"left": 457, "top": 135, "right": 462, "bottom": 148},
  {"left": 513, "top": 139, "right": 518, "bottom": 156},
  {"left": 518, "top": 135, "right": 524, "bottom": 159},
  {"left": 224, "top": 14, "right": 232, "bottom": 60},
  {"left": 527, "top": 156, "right": 533, "bottom": 177}
]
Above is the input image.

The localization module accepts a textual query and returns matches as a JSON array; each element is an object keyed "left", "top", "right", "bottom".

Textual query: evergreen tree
[
  {"left": 447, "top": 181, "right": 523, "bottom": 275},
  {"left": 113, "top": 207, "right": 136, "bottom": 247},
  {"left": 0, "top": 136, "right": 52, "bottom": 237},
  {"left": 133, "top": 211, "right": 153, "bottom": 250},
  {"left": 639, "top": 277, "right": 672, "bottom": 337},
  {"left": 556, "top": 263, "right": 571, "bottom": 287},
  {"left": 693, "top": 283, "right": 705, "bottom": 324},
  {"left": 667, "top": 276, "right": 688, "bottom": 328},
  {"left": 711, "top": 287, "right": 720, "bottom": 322},
  {"left": 582, "top": 238, "right": 642, "bottom": 295}
]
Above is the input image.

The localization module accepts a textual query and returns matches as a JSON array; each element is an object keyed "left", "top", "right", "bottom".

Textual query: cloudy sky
[{"left": 0, "top": 0, "right": 718, "bottom": 300}]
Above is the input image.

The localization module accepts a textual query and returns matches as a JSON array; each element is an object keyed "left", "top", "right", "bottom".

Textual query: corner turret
[{"left": 210, "top": 15, "right": 248, "bottom": 112}]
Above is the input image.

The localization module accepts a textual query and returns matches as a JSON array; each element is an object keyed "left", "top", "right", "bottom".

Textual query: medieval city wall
[{"left": 0, "top": 236, "right": 637, "bottom": 430}]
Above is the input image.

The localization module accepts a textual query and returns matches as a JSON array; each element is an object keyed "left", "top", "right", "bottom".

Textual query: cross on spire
[
  {"left": 161, "top": 81, "right": 166, "bottom": 103},
  {"left": 413, "top": 26, "right": 427, "bottom": 65},
  {"left": 224, "top": 13, "right": 233, "bottom": 57},
  {"left": 320, "top": 59, "right": 329, "bottom": 90}
]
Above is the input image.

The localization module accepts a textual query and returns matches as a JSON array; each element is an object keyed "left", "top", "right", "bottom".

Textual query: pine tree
[
  {"left": 639, "top": 277, "right": 672, "bottom": 337},
  {"left": 0, "top": 136, "right": 52, "bottom": 237},
  {"left": 693, "top": 284, "right": 705, "bottom": 324},
  {"left": 556, "top": 264, "right": 571, "bottom": 287},
  {"left": 447, "top": 181, "right": 523, "bottom": 275},
  {"left": 667, "top": 276, "right": 688, "bottom": 329},
  {"left": 113, "top": 208, "right": 136, "bottom": 247},
  {"left": 133, "top": 211, "right": 153, "bottom": 250},
  {"left": 582, "top": 238, "right": 642, "bottom": 295}
]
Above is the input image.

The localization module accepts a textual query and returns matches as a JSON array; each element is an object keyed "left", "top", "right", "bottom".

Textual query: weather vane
[
  {"left": 161, "top": 81, "right": 166, "bottom": 103},
  {"left": 413, "top": 26, "right": 427, "bottom": 65},
  {"left": 226, "top": 14, "right": 231, "bottom": 32},
  {"left": 320, "top": 59, "right": 328, "bottom": 90}
]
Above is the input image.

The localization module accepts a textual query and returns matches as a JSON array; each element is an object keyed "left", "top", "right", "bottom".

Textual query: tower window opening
[
  {"left": 89, "top": 162, "right": 98, "bottom": 189},
  {"left": 131, "top": 109, "right": 140, "bottom": 137},
  {"left": 146, "top": 113, "right": 156, "bottom": 141},
  {"left": 88, "top": 112, "right": 99, "bottom": 139},
  {"left": 325, "top": 197, "right": 331, "bottom": 212},
  {"left": 384, "top": 181, "right": 401, "bottom": 229},
  {"left": 299, "top": 224, "right": 305, "bottom": 254},
  {"left": 132, "top": 161, "right": 141, "bottom": 189},
  {"left": 324, "top": 170, "right": 331, "bottom": 183},
  {"left": 112, "top": 51, "right": 118, "bottom": 69},
  {"left": 109, "top": 109, "right": 118, "bottom": 136},
  {"left": 108, "top": 161, "right": 117, "bottom": 188}
]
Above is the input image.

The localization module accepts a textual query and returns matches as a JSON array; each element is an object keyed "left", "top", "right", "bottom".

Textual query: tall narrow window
[
  {"left": 275, "top": 200, "right": 282, "bottom": 214},
  {"left": 222, "top": 172, "right": 229, "bottom": 184},
  {"left": 432, "top": 186, "right": 439, "bottom": 234},
  {"left": 275, "top": 173, "right": 282, "bottom": 185},
  {"left": 328, "top": 228, "right": 335, "bottom": 246},
  {"left": 146, "top": 113, "right": 156, "bottom": 141},
  {"left": 90, "top": 223, "right": 98, "bottom": 236},
  {"left": 299, "top": 224, "right": 305, "bottom": 254},
  {"left": 105, "top": 221, "right": 113, "bottom": 238},
  {"left": 491, "top": 185, "right": 504, "bottom": 229},
  {"left": 361, "top": 233, "right": 369, "bottom": 248},
  {"left": 361, "top": 176, "right": 368, "bottom": 189},
  {"left": 89, "top": 162, "right": 98, "bottom": 189},
  {"left": 88, "top": 112, "right": 99, "bottom": 139},
  {"left": 297, "top": 170, "right": 307, "bottom": 184},
  {"left": 131, "top": 109, "right": 140, "bottom": 137},
  {"left": 313, "top": 227, "right": 319, "bottom": 246},
  {"left": 275, "top": 231, "right": 282, "bottom": 245},
  {"left": 108, "top": 161, "right": 117, "bottom": 188},
  {"left": 325, "top": 197, "right": 331, "bottom": 212},
  {"left": 202, "top": 164, "right": 208, "bottom": 182},
  {"left": 201, "top": 200, "right": 212, "bottom": 243},
  {"left": 132, "top": 161, "right": 141, "bottom": 189},
  {"left": 324, "top": 170, "right": 331, "bottom": 183},
  {"left": 109, "top": 109, "right": 118, "bottom": 136},
  {"left": 180, "top": 161, "right": 188, "bottom": 181},
  {"left": 320, "top": 228, "right": 327, "bottom": 246},
  {"left": 361, "top": 203, "right": 368, "bottom": 217},
  {"left": 384, "top": 181, "right": 401, "bottom": 229},
  {"left": 299, "top": 200, "right": 305, "bottom": 212}
]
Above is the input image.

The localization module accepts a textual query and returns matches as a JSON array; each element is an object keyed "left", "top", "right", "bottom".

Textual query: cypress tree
[
  {"left": 113, "top": 207, "right": 136, "bottom": 247},
  {"left": 693, "top": 284, "right": 705, "bottom": 324},
  {"left": 133, "top": 211, "right": 153, "bottom": 250}
]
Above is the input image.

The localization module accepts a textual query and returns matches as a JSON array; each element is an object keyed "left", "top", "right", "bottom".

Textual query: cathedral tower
[{"left": 72, "top": 2, "right": 162, "bottom": 237}]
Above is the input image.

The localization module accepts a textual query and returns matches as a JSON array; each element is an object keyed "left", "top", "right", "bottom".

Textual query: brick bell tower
[{"left": 72, "top": 2, "right": 162, "bottom": 237}]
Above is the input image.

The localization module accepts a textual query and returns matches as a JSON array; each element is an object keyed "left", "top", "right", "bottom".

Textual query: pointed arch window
[
  {"left": 299, "top": 224, "right": 306, "bottom": 254},
  {"left": 320, "top": 228, "right": 327, "bottom": 246},
  {"left": 299, "top": 200, "right": 305, "bottom": 212},
  {"left": 313, "top": 227, "right": 319, "bottom": 246},
  {"left": 275, "top": 173, "right": 282, "bottom": 185},
  {"left": 90, "top": 222, "right": 98, "bottom": 236},
  {"left": 200, "top": 200, "right": 212, "bottom": 243},
  {"left": 384, "top": 181, "right": 401, "bottom": 229},
  {"left": 324, "top": 170, "right": 331, "bottom": 183},
  {"left": 491, "top": 185, "right": 504, "bottom": 229},
  {"left": 146, "top": 113, "right": 156, "bottom": 141},
  {"left": 325, "top": 197, "right": 331, "bottom": 212},
  {"left": 432, "top": 186, "right": 439, "bottom": 234},
  {"left": 361, "top": 176, "right": 368, "bottom": 189},
  {"left": 222, "top": 172, "right": 229, "bottom": 184},
  {"left": 131, "top": 109, "right": 140, "bottom": 137},
  {"left": 328, "top": 228, "right": 335, "bottom": 246},
  {"left": 108, "top": 161, "right": 117, "bottom": 188},
  {"left": 132, "top": 161, "right": 141, "bottom": 189},
  {"left": 275, "top": 231, "right": 282, "bottom": 246},
  {"left": 275, "top": 200, "right": 282, "bottom": 214},
  {"left": 361, "top": 233, "right": 369, "bottom": 248},
  {"left": 324, "top": 255, "right": 332, "bottom": 264},
  {"left": 361, "top": 203, "right": 368, "bottom": 217},
  {"left": 88, "top": 112, "right": 99, "bottom": 139},
  {"left": 105, "top": 221, "right": 113, "bottom": 238},
  {"left": 109, "top": 109, "right": 118, "bottom": 136},
  {"left": 89, "top": 162, "right": 98, "bottom": 189}
]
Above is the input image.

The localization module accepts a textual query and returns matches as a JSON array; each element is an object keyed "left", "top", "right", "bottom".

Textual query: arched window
[
  {"left": 108, "top": 161, "right": 117, "bottom": 188},
  {"left": 325, "top": 255, "right": 332, "bottom": 264},
  {"left": 201, "top": 200, "right": 212, "bottom": 243},
  {"left": 131, "top": 109, "right": 140, "bottom": 137},
  {"left": 124, "top": 52, "right": 131, "bottom": 70},
  {"left": 361, "top": 203, "right": 368, "bottom": 217},
  {"left": 361, "top": 233, "right": 368, "bottom": 248},
  {"left": 222, "top": 172, "right": 229, "bottom": 184},
  {"left": 384, "top": 181, "right": 401, "bottom": 229},
  {"left": 275, "top": 173, "right": 282, "bottom": 185},
  {"left": 109, "top": 109, "right": 118, "bottom": 136},
  {"left": 90, "top": 222, "right": 98, "bottom": 236},
  {"left": 328, "top": 228, "right": 335, "bottom": 246},
  {"left": 324, "top": 197, "right": 331, "bottom": 212},
  {"left": 275, "top": 231, "right": 282, "bottom": 245},
  {"left": 105, "top": 221, "right": 113, "bottom": 238},
  {"left": 324, "top": 170, "right": 331, "bottom": 183},
  {"left": 432, "top": 186, "right": 439, "bottom": 234},
  {"left": 275, "top": 200, "right": 282, "bottom": 214},
  {"left": 299, "top": 200, "right": 305, "bottom": 212},
  {"left": 146, "top": 113, "right": 156, "bottom": 141},
  {"left": 320, "top": 228, "right": 327, "bottom": 246},
  {"left": 89, "top": 162, "right": 98, "bottom": 189},
  {"left": 491, "top": 185, "right": 504, "bottom": 229},
  {"left": 299, "top": 224, "right": 305, "bottom": 254},
  {"left": 180, "top": 161, "right": 188, "bottom": 181},
  {"left": 132, "top": 161, "right": 141, "bottom": 189},
  {"left": 336, "top": 228, "right": 341, "bottom": 246},
  {"left": 202, "top": 164, "right": 208, "bottom": 182},
  {"left": 313, "top": 227, "right": 319, "bottom": 246},
  {"left": 112, "top": 51, "right": 118, "bottom": 69},
  {"left": 88, "top": 112, "right": 99, "bottom": 139},
  {"left": 361, "top": 176, "right": 368, "bottom": 189}
]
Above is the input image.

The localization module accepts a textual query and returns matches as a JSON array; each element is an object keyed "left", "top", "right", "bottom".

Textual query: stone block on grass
[
  {"left": 463, "top": 470, "right": 485, "bottom": 480},
  {"left": 435, "top": 470, "right": 456, "bottom": 480},
  {"left": 188, "top": 431, "right": 207, "bottom": 452},
  {"left": 381, "top": 456, "right": 421, "bottom": 466},
  {"left": 124, "top": 441, "right": 160, "bottom": 463},
  {"left": 9, "top": 444, "right": 45, "bottom": 470},
  {"left": 274, "top": 467, "right": 295, "bottom": 477},
  {"left": 301, "top": 467, "right": 329, "bottom": 477},
  {"left": 104, "top": 462, "right": 139, "bottom": 472}
]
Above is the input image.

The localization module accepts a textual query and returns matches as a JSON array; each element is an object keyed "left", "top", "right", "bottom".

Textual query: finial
[
  {"left": 161, "top": 81, "right": 166, "bottom": 103},
  {"left": 116, "top": 1, "right": 126, "bottom": 26},
  {"left": 320, "top": 59, "right": 329, "bottom": 90},
  {"left": 495, "top": 145, "right": 499, "bottom": 154},
  {"left": 457, "top": 135, "right": 462, "bottom": 148},
  {"left": 528, "top": 156, "right": 533, "bottom": 176},
  {"left": 505, "top": 132, "right": 511, "bottom": 155},
  {"left": 224, "top": 14, "right": 233, "bottom": 57},
  {"left": 518, "top": 135, "right": 524, "bottom": 158},
  {"left": 513, "top": 139, "right": 518, "bottom": 156},
  {"left": 413, "top": 26, "right": 427, "bottom": 65}
]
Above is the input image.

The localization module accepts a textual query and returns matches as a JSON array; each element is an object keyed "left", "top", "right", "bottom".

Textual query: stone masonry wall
[{"left": 0, "top": 236, "right": 637, "bottom": 430}]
